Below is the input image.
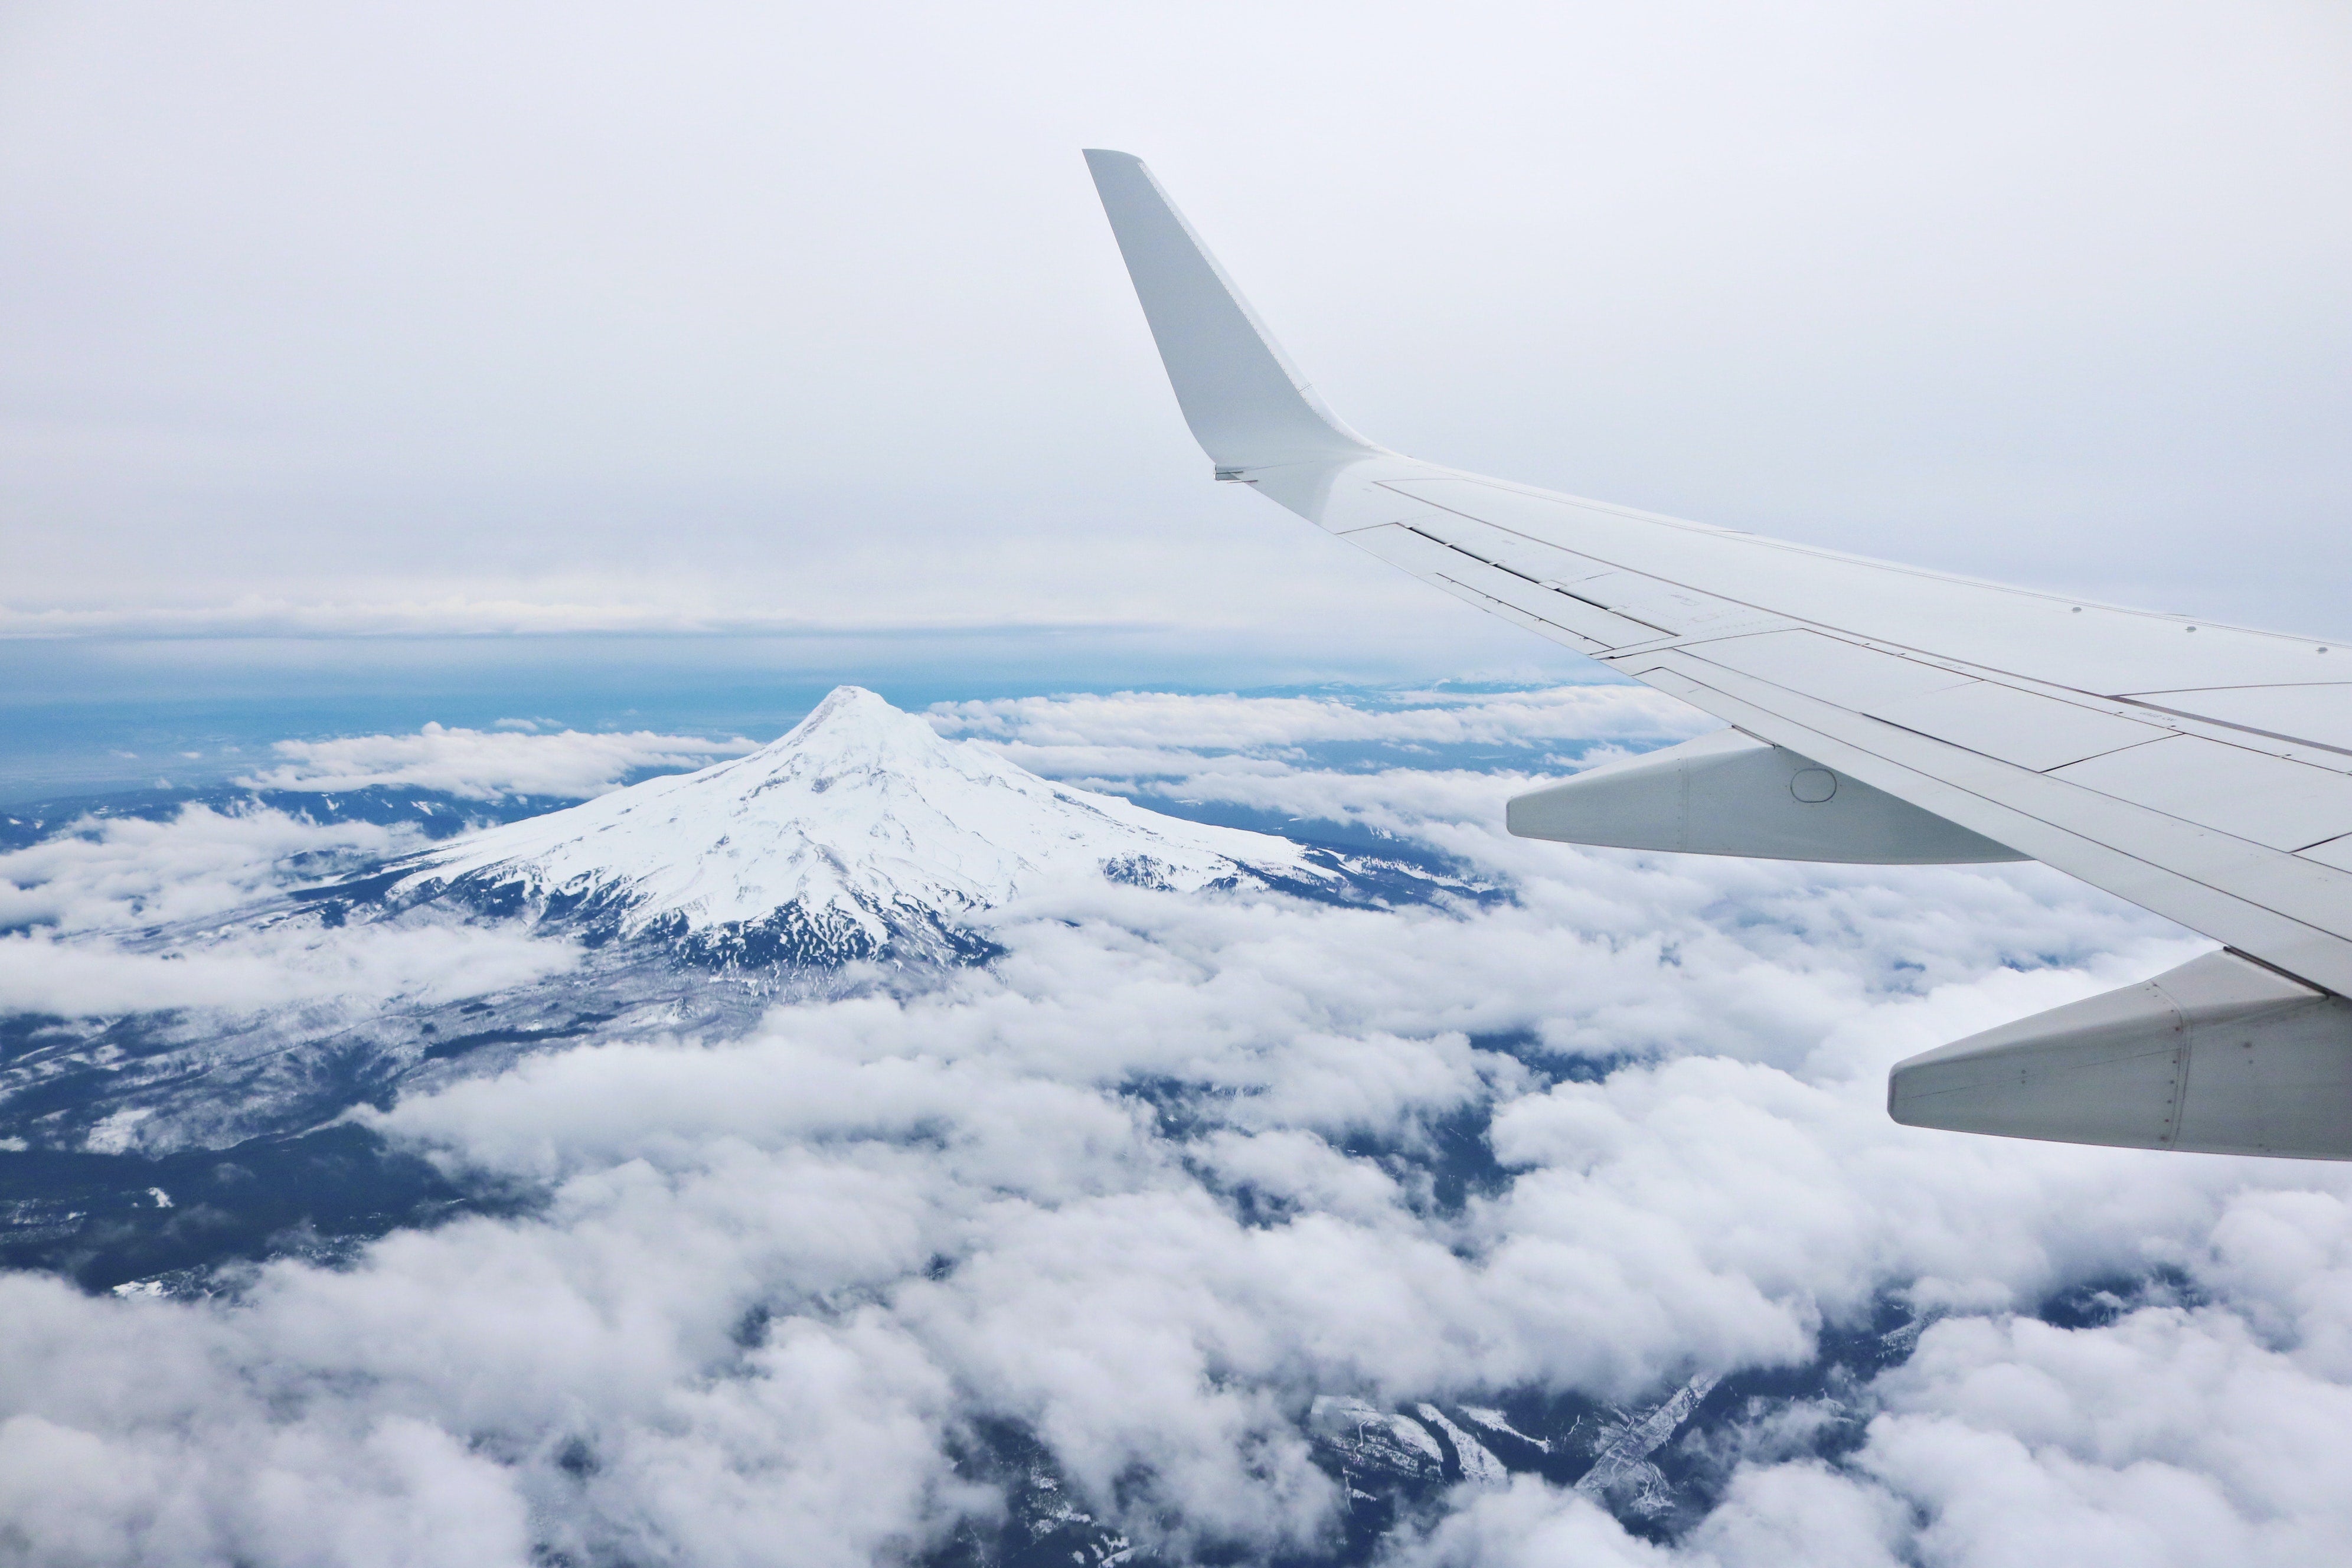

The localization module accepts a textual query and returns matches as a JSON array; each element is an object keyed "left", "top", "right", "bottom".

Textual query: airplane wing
[{"left": 1083, "top": 148, "right": 2352, "bottom": 1160}]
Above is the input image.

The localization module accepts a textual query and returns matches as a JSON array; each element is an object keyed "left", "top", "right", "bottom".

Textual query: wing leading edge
[{"left": 1083, "top": 149, "right": 2352, "bottom": 1159}]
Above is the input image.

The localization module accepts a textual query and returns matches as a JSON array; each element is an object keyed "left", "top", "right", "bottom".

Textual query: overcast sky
[{"left": 4, "top": 1, "right": 2350, "bottom": 687}]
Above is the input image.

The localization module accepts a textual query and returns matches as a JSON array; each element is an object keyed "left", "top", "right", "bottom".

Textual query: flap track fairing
[{"left": 1506, "top": 730, "right": 2023, "bottom": 864}]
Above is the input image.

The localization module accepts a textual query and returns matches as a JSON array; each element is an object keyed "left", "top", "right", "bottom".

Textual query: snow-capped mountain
[
  {"left": 5, "top": 689, "right": 1451, "bottom": 1157},
  {"left": 377, "top": 685, "right": 1335, "bottom": 965}
]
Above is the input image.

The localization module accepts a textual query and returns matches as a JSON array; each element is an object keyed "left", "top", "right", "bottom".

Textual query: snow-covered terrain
[
  {"left": 378, "top": 686, "right": 1334, "bottom": 964},
  {"left": 0, "top": 690, "right": 1465, "bottom": 1156}
]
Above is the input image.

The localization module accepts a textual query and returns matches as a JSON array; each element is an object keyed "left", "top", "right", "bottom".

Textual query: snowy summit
[{"left": 383, "top": 685, "right": 1329, "bottom": 965}]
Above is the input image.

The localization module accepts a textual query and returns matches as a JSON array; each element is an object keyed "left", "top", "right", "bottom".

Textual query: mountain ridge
[{"left": 374, "top": 685, "right": 1338, "bottom": 966}]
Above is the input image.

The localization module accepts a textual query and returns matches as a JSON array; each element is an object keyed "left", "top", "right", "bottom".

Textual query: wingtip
[{"left": 1081, "top": 147, "right": 1377, "bottom": 468}]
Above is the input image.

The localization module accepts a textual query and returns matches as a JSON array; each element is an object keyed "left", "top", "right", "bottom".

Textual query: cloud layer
[
  {"left": 0, "top": 800, "right": 580, "bottom": 1020},
  {"left": 2, "top": 688, "right": 2349, "bottom": 1565},
  {"left": 241, "top": 723, "right": 754, "bottom": 801}
]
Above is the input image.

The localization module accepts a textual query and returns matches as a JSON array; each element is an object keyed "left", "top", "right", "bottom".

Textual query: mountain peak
[
  {"left": 733, "top": 684, "right": 965, "bottom": 779},
  {"left": 785, "top": 684, "right": 913, "bottom": 740},
  {"left": 387, "top": 687, "right": 1329, "bottom": 965}
]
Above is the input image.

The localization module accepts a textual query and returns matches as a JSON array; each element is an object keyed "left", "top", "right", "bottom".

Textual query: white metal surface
[
  {"left": 2051, "top": 737, "right": 2352, "bottom": 854},
  {"left": 2124, "top": 684, "right": 2352, "bottom": 757},
  {"left": 1859, "top": 680, "right": 2168, "bottom": 772}
]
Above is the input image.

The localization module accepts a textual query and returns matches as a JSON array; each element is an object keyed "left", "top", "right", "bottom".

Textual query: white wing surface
[{"left": 1084, "top": 149, "right": 2352, "bottom": 1159}]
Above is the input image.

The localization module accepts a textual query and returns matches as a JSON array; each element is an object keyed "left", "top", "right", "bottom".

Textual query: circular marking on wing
[{"left": 1790, "top": 768, "right": 1837, "bottom": 804}]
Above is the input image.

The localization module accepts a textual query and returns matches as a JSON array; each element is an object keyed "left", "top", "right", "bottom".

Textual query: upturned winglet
[{"left": 1083, "top": 149, "right": 1378, "bottom": 473}]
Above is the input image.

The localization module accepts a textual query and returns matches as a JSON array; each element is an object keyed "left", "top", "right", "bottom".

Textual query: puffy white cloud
[
  {"left": 0, "top": 803, "right": 406, "bottom": 933},
  {"left": 1685, "top": 1461, "right": 1911, "bottom": 1568},
  {"left": 2, "top": 687, "right": 2350, "bottom": 1564},
  {"left": 0, "top": 1404, "right": 534, "bottom": 1568},
  {"left": 1781, "top": 1300, "right": 2352, "bottom": 1568},
  {"left": 0, "top": 920, "right": 577, "bottom": 1020},
  {"left": 241, "top": 723, "right": 754, "bottom": 801},
  {"left": 0, "top": 802, "right": 578, "bottom": 1021},
  {"left": 1381, "top": 1477, "right": 1687, "bottom": 1567}
]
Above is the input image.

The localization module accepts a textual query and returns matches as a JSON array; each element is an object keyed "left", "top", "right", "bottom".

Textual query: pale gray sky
[{"left": 4, "top": 1, "right": 2349, "bottom": 679}]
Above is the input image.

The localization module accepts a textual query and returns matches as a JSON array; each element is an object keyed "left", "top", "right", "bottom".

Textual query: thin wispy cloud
[{"left": 242, "top": 724, "right": 755, "bottom": 802}]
